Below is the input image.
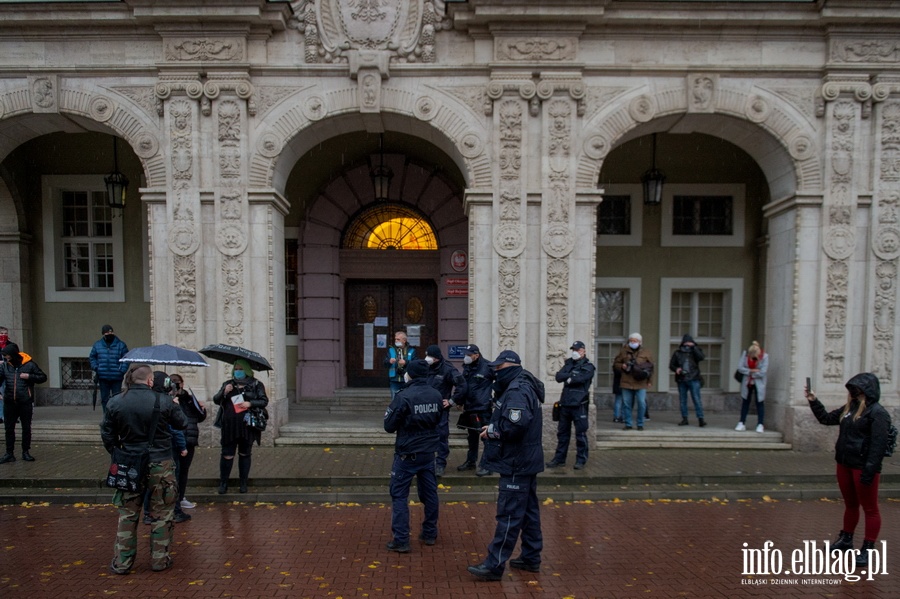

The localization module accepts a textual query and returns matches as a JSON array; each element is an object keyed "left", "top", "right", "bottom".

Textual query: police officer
[
  {"left": 467, "top": 350, "right": 544, "bottom": 581},
  {"left": 547, "top": 341, "right": 595, "bottom": 470},
  {"left": 101, "top": 364, "right": 188, "bottom": 574},
  {"left": 383, "top": 359, "right": 443, "bottom": 553},
  {"left": 423, "top": 345, "right": 466, "bottom": 477},
  {"left": 455, "top": 344, "right": 494, "bottom": 476}
]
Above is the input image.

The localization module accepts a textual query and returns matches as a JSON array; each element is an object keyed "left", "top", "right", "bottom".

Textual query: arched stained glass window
[{"left": 342, "top": 203, "right": 438, "bottom": 250}]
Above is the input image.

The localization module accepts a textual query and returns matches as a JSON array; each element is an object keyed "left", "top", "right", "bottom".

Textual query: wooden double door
[{"left": 345, "top": 280, "right": 437, "bottom": 387}]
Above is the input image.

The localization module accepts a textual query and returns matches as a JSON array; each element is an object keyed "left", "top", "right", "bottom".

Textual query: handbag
[
  {"left": 734, "top": 370, "right": 744, "bottom": 383},
  {"left": 552, "top": 401, "right": 561, "bottom": 422},
  {"left": 244, "top": 405, "right": 269, "bottom": 431},
  {"left": 105, "top": 395, "right": 160, "bottom": 494}
]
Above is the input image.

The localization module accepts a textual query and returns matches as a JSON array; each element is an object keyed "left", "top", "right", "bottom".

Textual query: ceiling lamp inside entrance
[{"left": 342, "top": 203, "right": 438, "bottom": 250}]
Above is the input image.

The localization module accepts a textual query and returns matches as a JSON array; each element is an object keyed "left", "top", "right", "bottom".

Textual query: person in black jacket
[
  {"left": 547, "top": 341, "right": 595, "bottom": 470},
  {"left": 468, "top": 350, "right": 544, "bottom": 581},
  {"left": 100, "top": 363, "right": 188, "bottom": 574},
  {"left": 212, "top": 359, "right": 269, "bottom": 494},
  {"left": 456, "top": 344, "right": 495, "bottom": 476},
  {"left": 807, "top": 372, "right": 892, "bottom": 567},
  {"left": 168, "top": 373, "right": 206, "bottom": 512},
  {"left": 424, "top": 344, "right": 466, "bottom": 477},
  {"left": 0, "top": 343, "right": 47, "bottom": 464},
  {"left": 669, "top": 333, "right": 706, "bottom": 427},
  {"left": 383, "top": 359, "right": 442, "bottom": 553}
]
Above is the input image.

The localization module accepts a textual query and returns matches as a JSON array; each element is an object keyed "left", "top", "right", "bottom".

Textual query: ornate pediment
[{"left": 293, "top": 0, "right": 449, "bottom": 64}]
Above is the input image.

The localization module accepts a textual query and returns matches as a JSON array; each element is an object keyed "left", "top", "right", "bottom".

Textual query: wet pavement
[{"left": 2, "top": 498, "right": 899, "bottom": 598}]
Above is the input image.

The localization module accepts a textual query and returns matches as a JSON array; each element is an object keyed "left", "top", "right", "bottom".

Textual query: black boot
[
  {"left": 856, "top": 540, "right": 875, "bottom": 567},
  {"left": 829, "top": 530, "right": 853, "bottom": 552},
  {"left": 678, "top": 418, "right": 689, "bottom": 426},
  {"left": 698, "top": 418, "right": 707, "bottom": 427},
  {"left": 219, "top": 456, "right": 234, "bottom": 494},
  {"left": 238, "top": 454, "right": 251, "bottom": 493}
]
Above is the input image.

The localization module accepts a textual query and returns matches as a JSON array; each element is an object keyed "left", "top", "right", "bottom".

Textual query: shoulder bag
[{"left": 105, "top": 395, "right": 160, "bottom": 494}]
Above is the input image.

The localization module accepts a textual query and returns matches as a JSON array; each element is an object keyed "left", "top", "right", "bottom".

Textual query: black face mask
[{"left": 492, "top": 365, "right": 522, "bottom": 396}]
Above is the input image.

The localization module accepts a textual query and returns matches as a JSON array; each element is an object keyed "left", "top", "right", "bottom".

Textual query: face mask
[
  {"left": 395, "top": 341, "right": 404, "bottom": 347},
  {"left": 403, "top": 373, "right": 411, "bottom": 383},
  {"left": 628, "top": 342, "right": 640, "bottom": 350},
  {"left": 0, "top": 335, "right": 7, "bottom": 343},
  {"left": 463, "top": 355, "right": 473, "bottom": 365},
  {"left": 233, "top": 370, "right": 246, "bottom": 380},
  {"left": 571, "top": 351, "right": 581, "bottom": 361},
  {"left": 104, "top": 333, "right": 114, "bottom": 340},
  {"left": 425, "top": 356, "right": 436, "bottom": 365}
]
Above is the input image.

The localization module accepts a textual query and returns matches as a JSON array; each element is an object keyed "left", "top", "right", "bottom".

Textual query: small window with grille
[
  {"left": 61, "top": 357, "right": 94, "bottom": 390},
  {"left": 597, "top": 195, "right": 631, "bottom": 236},
  {"left": 672, "top": 195, "right": 733, "bottom": 236}
]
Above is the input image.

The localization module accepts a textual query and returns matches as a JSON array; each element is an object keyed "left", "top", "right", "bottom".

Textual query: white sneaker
[
  {"left": 755, "top": 424, "right": 765, "bottom": 433},
  {"left": 180, "top": 498, "right": 196, "bottom": 509},
  {"left": 735, "top": 422, "right": 746, "bottom": 431}
]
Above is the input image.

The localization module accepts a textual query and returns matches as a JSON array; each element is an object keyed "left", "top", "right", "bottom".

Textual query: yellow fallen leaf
[
  {"left": 324, "top": 448, "right": 332, "bottom": 452},
  {"left": 542, "top": 498, "right": 554, "bottom": 505}
]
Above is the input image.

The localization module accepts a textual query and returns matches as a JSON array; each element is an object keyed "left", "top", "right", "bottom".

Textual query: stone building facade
[{"left": 0, "top": 0, "right": 898, "bottom": 449}]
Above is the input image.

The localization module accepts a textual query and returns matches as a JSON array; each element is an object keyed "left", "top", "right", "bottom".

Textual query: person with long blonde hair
[
  {"left": 806, "top": 373, "right": 892, "bottom": 567},
  {"left": 735, "top": 341, "right": 768, "bottom": 432}
]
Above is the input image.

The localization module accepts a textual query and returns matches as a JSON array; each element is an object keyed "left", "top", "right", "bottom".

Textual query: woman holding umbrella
[{"left": 212, "top": 359, "right": 268, "bottom": 494}]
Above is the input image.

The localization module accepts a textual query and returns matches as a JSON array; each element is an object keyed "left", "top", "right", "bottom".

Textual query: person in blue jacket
[
  {"left": 89, "top": 324, "right": 129, "bottom": 413},
  {"left": 547, "top": 341, "right": 595, "bottom": 470},
  {"left": 468, "top": 350, "right": 545, "bottom": 581},
  {"left": 383, "top": 359, "right": 442, "bottom": 553},
  {"left": 384, "top": 330, "right": 416, "bottom": 399}
]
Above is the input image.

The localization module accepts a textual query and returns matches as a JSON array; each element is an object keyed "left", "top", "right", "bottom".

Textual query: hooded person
[
  {"left": 383, "top": 359, "right": 443, "bottom": 552},
  {"left": 212, "top": 359, "right": 269, "bottom": 494},
  {"left": 668, "top": 333, "right": 706, "bottom": 427},
  {"left": 89, "top": 324, "right": 129, "bottom": 413},
  {"left": 806, "top": 373, "right": 893, "bottom": 567},
  {"left": 423, "top": 344, "right": 466, "bottom": 477},
  {"left": 0, "top": 343, "right": 47, "bottom": 464}
]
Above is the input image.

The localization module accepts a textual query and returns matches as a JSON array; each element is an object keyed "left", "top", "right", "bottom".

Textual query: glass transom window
[{"left": 342, "top": 203, "right": 438, "bottom": 250}]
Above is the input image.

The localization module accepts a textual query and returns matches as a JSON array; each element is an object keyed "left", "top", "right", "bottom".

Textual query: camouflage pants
[{"left": 110, "top": 460, "right": 177, "bottom": 573}]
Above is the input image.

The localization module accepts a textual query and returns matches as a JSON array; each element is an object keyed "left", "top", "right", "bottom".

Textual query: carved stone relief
[
  {"left": 358, "top": 71, "right": 381, "bottom": 113},
  {"left": 496, "top": 99, "right": 524, "bottom": 350},
  {"left": 687, "top": 74, "right": 717, "bottom": 113},
  {"left": 165, "top": 38, "right": 245, "bottom": 62},
  {"left": 112, "top": 86, "right": 161, "bottom": 118},
  {"left": 495, "top": 37, "right": 577, "bottom": 62},
  {"left": 29, "top": 75, "right": 58, "bottom": 113},
  {"left": 831, "top": 40, "right": 900, "bottom": 63}
]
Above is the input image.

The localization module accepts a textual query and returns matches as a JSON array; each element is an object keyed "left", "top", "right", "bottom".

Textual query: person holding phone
[
  {"left": 806, "top": 372, "right": 892, "bottom": 567},
  {"left": 734, "top": 341, "right": 768, "bottom": 433}
]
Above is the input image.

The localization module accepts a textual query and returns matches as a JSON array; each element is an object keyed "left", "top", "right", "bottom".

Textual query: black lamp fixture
[
  {"left": 104, "top": 137, "right": 128, "bottom": 210},
  {"left": 370, "top": 133, "right": 393, "bottom": 202},
  {"left": 641, "top": 133, "right": 666, "bottom": 206}
]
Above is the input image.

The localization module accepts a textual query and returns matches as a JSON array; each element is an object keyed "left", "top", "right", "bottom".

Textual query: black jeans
[{"left": 3, "top": 400, "right": 33, "bottom": 454}]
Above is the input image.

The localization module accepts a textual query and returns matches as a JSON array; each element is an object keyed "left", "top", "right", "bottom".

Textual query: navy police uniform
[
  {"left": 424, "top": 345, "right": 466, "bottom": 473},
  {"left": 383, "top": 359, "right": 443, "bottom": 547},
  {"left": 459, "top": 345, "right": 494, "bottom": 468},
  {"left": 549, "top": 344, "right": 595, "bottom": 467},
  {"left": 471, "top": 350, "right": 544, "bottom": 578}
]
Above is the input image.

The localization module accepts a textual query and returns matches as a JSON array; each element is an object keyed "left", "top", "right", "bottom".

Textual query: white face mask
[
  {"left": 628, "top": 342, "right": 640, "bottom": 350},
  {"left": 403, "top": 373, "right": 411, "bottom": 383},
  {"left": 571, "top": 351, "right": 581, "bottom": 361},
  {"left": 395, "top": 340, "right": 404, "bottom": 347},
  {"left": 425, "top": 356, "right": 436, "bottom": 365},
  {"left": 463, "top": 355, "right": 473, "bottom": 365}
]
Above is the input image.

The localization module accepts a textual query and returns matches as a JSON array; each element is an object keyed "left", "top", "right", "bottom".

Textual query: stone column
[{"left": 464, "top": 190, "right": 495, "bottom": 350}]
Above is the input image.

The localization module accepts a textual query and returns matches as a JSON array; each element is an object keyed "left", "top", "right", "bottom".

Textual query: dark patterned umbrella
[
  {"left": 199, "top": 344, "right": 272, "bottom": 371},
  {"left": 119, "top": 344, "right": 209, "bottom": 367}
]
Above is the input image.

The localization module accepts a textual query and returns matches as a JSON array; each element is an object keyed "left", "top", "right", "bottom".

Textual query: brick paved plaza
[{"left": 2, "top": 498, "right": 899, "bottom": 598}]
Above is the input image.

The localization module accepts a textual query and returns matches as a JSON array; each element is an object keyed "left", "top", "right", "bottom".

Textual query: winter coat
[
  {"left": 555, "top": 357, "right": 596, "bottom": 407},
  {"left": 737, "top": 351, "right": 768, "bottom": 402},
  {"left": 809, "top": 372, "right": 892, "bottom": 484},
  {"left": 175, "top": 389, "right": 207, "bottom": 448},
  {"left": 100, "top": 384, "right": 188, "bottom": 463},
  {"left": 461, "top": 357, "right": 494, "bottom": 414},
  {"left": 383, "top": 378, "right": 442, "bottom": 455},
  {"left": 89, "top": 336, "right": 129, "bottom": 381},
  {"left": 614, "top": 345, "right": 654, "bottom": 389},
  {"left": 481, "top": 367, "right": 544, "bottom": 476},
  {"left": 384, "top": 345, "right": 416, "bottom": 383},
  {"left": 668, "top": 335, "right": 705, "bottom": 383},
  {"left": 213, "top": 376, "right": 269, "bottom": 446},
  {"left": 0, "top": 354, "right": 47, "bottom": 404},
  {"left": 426, "top": 359, "right": 467, "bottom": 407}
]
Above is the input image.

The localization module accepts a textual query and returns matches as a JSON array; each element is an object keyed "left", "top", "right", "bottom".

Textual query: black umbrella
[
  {"left": 119, "top": 344, "right": 209, "bottom": 367},
  {"left": 199, "top": 343, "right": 272, "bottom": 372}
]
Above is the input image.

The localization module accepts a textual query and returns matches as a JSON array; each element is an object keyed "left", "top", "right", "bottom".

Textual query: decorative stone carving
[
  {"left": 496, "top": 98, "right": 524, "bottom": 349},
  {"left": 831, "top": 40, "right": 900, "bottom": 63},
  {"left": 134, "top": 132, "right": 160, "bottom": 159},
  {"left": 222, "top": 256, "right": 245, "bottom": 340},
  {"left": 165, "top": 38, "right": 245, "bottom": 62},
  {"left": 257, "top": 132, "right": 284, "bottom": 159},
  {"left": 252, "top": 86, "right": 301, "bottom": 119},
  {"left": 414, "top": 95, "right": 438, "bottom": 121},
  {"left": 881, "top": 102, "right": 900, "bottom": 181},
  {"left": 873, "top": 227, "right": 900, "bottom": 261},
  {"left": 29, "top": 75, "right": 58, "bottom": 113},
  {"left": 584, "top": 134, "right": 610, "bottom": 160},
  {"left": 788, "top": 133, "right": 814, "bottom": 161},
  {"left": 173, "top": 254, "right": 197, "bottom": 333},
  {"left": 687, "top": 74, "right": 716, "bottom": 113},
  {"left": 493, "top": 224, "right": 525, "bottom": 258},
  {"left": 497, "top": 258, "right": 520, "bottom": 349},
  {"left": 495, "top": 37, "right": 577, "bottom": 62},
  {"left": 542, "top": 225, "right": 574, "bottom": 259},
  {"left": 745, "top": 95, "right": 770, "bottom": 123},
  {"left": 358, "top": 70, "right": 381, "bottom": 113},
  {"left": 458, "top": 132, "right": 483, "bottom": 159},
  {"left": 444, "top": 85, "right": 491, "bottom": 117},
  {"left": 770, "top": 87, "right": 817, "bottom": 122},
  {"left": 628, "top": 94, "right": 656, "bottom": 123},
  {"left": 303, "top": 95, "right": 328, "bottom": 121},
  {"left": 89, "top": 96, "right": 114, "bottom": 122},
  {"left": 823, "top": 226, "right": 856, "bottom": 260},
  {"left": 293, "top": 0, "right": 450, "bottom": 64}
]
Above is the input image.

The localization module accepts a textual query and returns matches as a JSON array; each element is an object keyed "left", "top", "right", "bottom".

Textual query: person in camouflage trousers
[{"left": 101, "top": 364, "right": 187, "bottom": 574}]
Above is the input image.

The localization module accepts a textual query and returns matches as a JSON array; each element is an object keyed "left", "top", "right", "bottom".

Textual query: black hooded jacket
[{"left": 809, "top": 372, "right": 892, "bottom": 483}]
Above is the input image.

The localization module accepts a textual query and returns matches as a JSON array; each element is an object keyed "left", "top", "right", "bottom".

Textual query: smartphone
[{"left": 805, "top": 377, "right": 811, "bottom": 394}]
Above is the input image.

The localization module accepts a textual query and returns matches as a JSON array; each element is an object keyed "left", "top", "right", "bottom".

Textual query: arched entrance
[{"left": 290, "top": 131, "right": 468, "bottom": 397}]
